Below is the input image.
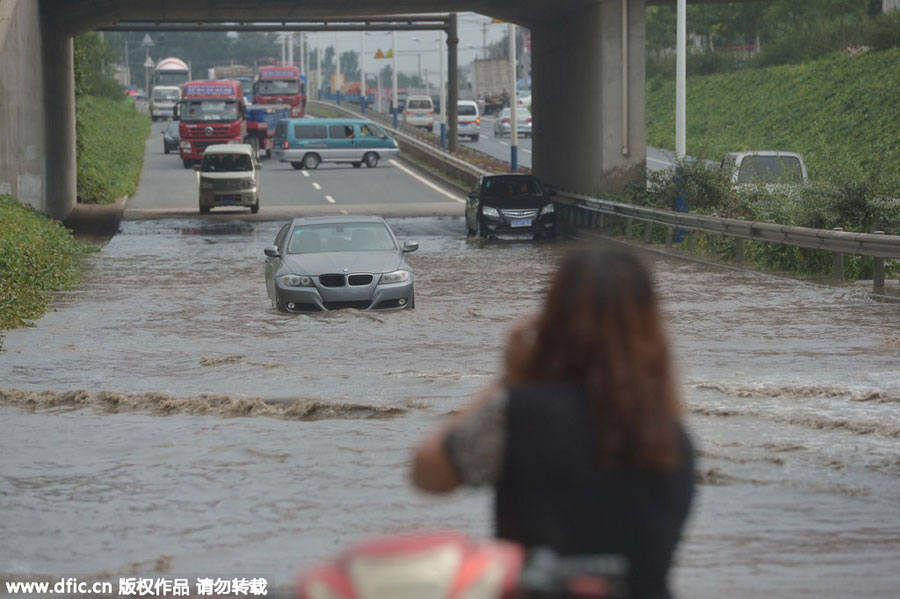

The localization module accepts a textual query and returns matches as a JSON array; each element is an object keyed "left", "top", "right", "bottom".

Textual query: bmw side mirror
[
  {"left": 402, "top": 241, "right": 419, "bottom": 253},
  {"left": 264, "top": 245, "right": 280, "bottom": 258},
  {"left": 468, "top": 192, "right": 478, "bottom": 200},
  {"left": 255, "top": 162, "right": 262, "bottom": 169}
]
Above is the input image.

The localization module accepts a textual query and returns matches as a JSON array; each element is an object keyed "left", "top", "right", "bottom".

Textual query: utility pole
[
  {"left": 392, "top": 31, "right": 398, "bottom": 127},
  {"left": 482, "top": 22, "right": 488, "bottom": 60},
  {"left": 360, "top": 31, "right": 366, "bottom": 115},
  {"left": 508, "top": 22, "right": 518, "bottom": 171},
  {"left": 336, "top": 32, "right": 342, "bottom": 104}
]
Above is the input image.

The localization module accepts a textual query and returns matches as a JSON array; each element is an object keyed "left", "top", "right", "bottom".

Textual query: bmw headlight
[
  {"left": 199, "top": 179, "right": 214, "bottom": 190},
  {"left": 482, "top": 206, "right": 500, "bottom": 217},
  {"left": 243, "top": 178, "right": 256, "bottom": 188},
  {"left": 280, "top": 274, "right": 313, "bottom": 287},
  {"left": 540, "top": 203, "right": 555, "bottom": 215},
  {"left": 378, "top": 270, "right": 410, "bottom": 285}
]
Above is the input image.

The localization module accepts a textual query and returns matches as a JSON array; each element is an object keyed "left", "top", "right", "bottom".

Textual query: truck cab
[
  {"left": 253, "top": 65, "right": 305, "bottom": 117},
  {"left": 177, "top": 80, "right": 246, "bottom": 169}
]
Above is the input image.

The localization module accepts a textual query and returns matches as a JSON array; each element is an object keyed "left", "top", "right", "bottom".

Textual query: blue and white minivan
[{"left": 273, "top": 118, "right": 399, "bottom": 169}]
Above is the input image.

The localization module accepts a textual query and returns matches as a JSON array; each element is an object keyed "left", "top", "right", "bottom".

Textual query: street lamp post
[
  {"left": 508, "top": 23, "right": 518, "bottom": 172},
  {"left": 336, "top": 32, "right": 342, "bottom": 105},
  {"left": 439, "top": 32, "right": 446, "bottom": 148},
  {"left": 360, "top": 31, "right": 366, "bottom": 115},
  {"left": 392, "top": 31, "right": 398, "bottom": 128}
]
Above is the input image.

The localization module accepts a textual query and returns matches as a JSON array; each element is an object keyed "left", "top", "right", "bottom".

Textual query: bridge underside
[{"left": 1, "top": 0, "right": 747, "bottom": 218}]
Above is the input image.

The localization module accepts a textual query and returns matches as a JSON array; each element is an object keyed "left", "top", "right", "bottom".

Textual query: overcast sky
[{"left": 301, "top": 12, "right": 510, "bottom": 83}]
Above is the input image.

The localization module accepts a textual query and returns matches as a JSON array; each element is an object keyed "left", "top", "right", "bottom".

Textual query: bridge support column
[
  {"left": 530, "top": 0, "right": 645, "bottom": 195},
  {"left": 41, "top": 18, "right": 76, "bottom": 220}
]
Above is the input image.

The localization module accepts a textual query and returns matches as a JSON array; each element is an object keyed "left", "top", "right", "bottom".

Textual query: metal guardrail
[
  {"left": 309, "top": 100, "right": 897, "bottom": 295},
  {"left": 554, "top": 190, "right": 900, "bottom": 294}
]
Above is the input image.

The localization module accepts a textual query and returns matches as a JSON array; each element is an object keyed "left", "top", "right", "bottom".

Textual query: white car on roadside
[{"left": 457, "top": 100, "right": 480, "bottom": 141}]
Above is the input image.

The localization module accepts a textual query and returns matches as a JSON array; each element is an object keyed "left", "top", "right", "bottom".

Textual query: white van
[
  {"left": 403, "top": 95, "right": 434, "bottom": 129},
  {"left": 457, "top": 100, "right": 480, "bottom": 141},
  {"left": 193, "top": 144, "right": 260, "bottom": 214},
  {"left": 149, "top": 86, "right": 181, "bottom": 121}
]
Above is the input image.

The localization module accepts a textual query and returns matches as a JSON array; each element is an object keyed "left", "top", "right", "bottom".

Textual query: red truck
[
  {"left": 177, "top": 79, "right": 287, "bottom": 168},
  {"left": 253, "top": 65, "right": 305, "bottom": 117}
]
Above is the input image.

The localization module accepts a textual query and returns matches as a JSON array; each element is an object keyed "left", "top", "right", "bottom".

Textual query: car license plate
[
  {"left": 511, "top": 218, "right": 532, "bottom": 227},
  {"left": 219, "top": 198, "right": 237, "bottom": 206}
]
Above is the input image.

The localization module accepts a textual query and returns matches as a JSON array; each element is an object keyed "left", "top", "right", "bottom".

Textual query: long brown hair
[{"left": 505, "top": 247, "right": 682, "bottom": 469}]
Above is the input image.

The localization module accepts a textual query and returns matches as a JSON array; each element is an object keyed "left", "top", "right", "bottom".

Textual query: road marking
[
  {"left": 302, "top": 171, "right": 310, "bottom": 177},
  {"left": 312, "top": 182, "right": 322, "bottom": 190},
  {"left": 522, "top": 148, "right": 532, "bottom": 154},
  {"left": 339, "top": 209, "right": 349, "bottom": 215},
  {"left": 388, "top": 159, "right": 465, "bottom": 203},
  {"left": 499, "top": 141, "right": 509, "bottom": 147},
  {"left": 325, "top": 195, "right": 335, "bottom": 203}
]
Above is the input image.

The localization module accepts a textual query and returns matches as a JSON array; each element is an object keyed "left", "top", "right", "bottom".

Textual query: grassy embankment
[
  {"left": 0, "top": 195, "right": 97, "bottom": 350},
  {"left": 76, "top": 95, "right": 150, "bottom": 203},
  {"left": 1, "top": 96, "right": 149, "bottom": 349},
  {"left": 636, "top": 48, "right": 900, "bottom": 280}
]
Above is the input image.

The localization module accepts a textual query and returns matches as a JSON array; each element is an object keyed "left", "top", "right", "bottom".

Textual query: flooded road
[{"left": 2, "top": 217, "right": 899, "bottom": 597}]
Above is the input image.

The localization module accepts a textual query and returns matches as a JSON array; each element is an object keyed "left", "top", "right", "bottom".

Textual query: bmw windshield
[{"left": 181, "top": 100, "right": 239, "bottom": 123}]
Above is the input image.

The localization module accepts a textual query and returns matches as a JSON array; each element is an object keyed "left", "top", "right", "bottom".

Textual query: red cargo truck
[
  {"left": 253, "top": 65, "right": 305, "bottom": 117},
  {"left": 178, "top": 80, "right": 245, "bottom": 168}
]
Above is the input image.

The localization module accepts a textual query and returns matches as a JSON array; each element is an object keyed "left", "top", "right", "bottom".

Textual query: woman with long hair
[{"left": 412, "top": 247, "right": 695, "bottom": 599}]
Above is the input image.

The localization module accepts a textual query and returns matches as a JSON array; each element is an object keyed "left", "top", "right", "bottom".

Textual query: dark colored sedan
[
  {"left": 465, "top": 174, "right": 556, "bottom": 238},
  {"left": 264, "top": 216, "right": 417, "bottom": 313},
  {"left": 162, "top": 120, "right": 179, "bottom": 154}
]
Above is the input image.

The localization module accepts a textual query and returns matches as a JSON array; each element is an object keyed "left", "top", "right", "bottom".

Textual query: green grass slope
[
  {"left": 76, "top": 96, "right": 150, "bottom": 204},
  {"left": 646, "top": 48, "right": 900, "bottom": 182}
]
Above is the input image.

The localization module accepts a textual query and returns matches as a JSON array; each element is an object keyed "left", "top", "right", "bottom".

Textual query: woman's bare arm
[{"left": 411, "top": 380, "right": 504, "bottom": 493}]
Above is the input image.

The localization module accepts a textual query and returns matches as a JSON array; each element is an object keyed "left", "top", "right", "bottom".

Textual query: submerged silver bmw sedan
[{"left": 264, "top": 216, "right": 418, "bottom": 312}]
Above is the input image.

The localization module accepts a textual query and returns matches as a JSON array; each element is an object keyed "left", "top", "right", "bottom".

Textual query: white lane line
[
  {"left": 301, "top": 171, "right": 310, "bottom": 177},
  {"left": 522, "top": 148, "right": 532, "bottom": 154},
  {"left": 325, "top": 195, "right": 335, "bottom": 203},
  {"left": 312, "top": 182, "right": 322, "bottom": 190},
  {"left": 499, "top": 141, "right": 509, "bottom": 147},
  {"left": 340, "top": 209, "right": 349, "bottom": 215},
  {"left": 388, "top": 159, "right": 465, "bottom": 203}
]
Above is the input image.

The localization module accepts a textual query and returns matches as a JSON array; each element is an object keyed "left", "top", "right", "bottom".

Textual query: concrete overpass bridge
[{"left": 0, "top": 0, "right": 745, "bottom": 220}]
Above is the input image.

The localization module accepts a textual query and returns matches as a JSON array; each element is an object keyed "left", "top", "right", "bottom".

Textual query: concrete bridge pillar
[
  {"left": 530, "top": 0, "right": 646, "bottom": 196},
  {"left": 40, "top": 13, "right": 76, "bottom": 220}
]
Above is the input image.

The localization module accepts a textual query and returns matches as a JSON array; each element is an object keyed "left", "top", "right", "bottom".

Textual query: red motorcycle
[{"left": 296, "top": 531, "right": 628, "bottom": 599}]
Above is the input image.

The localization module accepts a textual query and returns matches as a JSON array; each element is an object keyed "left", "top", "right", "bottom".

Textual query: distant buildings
[{"left": 885, "top": 0, "right": 900, "bottom": 12}]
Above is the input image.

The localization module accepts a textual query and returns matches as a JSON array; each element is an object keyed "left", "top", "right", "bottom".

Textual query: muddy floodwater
[{"left": 2, "top": 217, "right": 899, "bottom": 597}]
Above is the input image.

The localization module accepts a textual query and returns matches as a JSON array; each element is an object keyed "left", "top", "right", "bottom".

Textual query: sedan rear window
[
  {"left": 407, "top": 99, "right": 432, "bottom": 109},
  {"left": 288, "top": 223, "right": 397, "bottom": 254},
  {"left": 458, "top": 105, "right": 477, "bottom": 116}
]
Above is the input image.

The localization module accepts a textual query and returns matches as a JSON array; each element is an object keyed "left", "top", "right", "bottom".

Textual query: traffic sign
[
  {"left": 141, "top": 34, "right": 154, "bottom": 47},
  {"left": 375, "top": 49, "right": 385, "bottom": 59},
  {"left": 143, "top": 57, "right": 155, "bottom": 68}
]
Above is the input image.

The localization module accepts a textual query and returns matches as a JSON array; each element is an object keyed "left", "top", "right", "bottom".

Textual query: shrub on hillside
[
  {"left": 0, "top": 195, "right": 97, "bottom": 349},
  {"left": 76, "top": 95, "right": 150, "bottom": 204}
]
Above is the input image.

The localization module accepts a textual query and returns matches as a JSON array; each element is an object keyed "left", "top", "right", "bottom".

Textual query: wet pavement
[{"left": 2, "top": 217, "right": 899, "bottom": 597}]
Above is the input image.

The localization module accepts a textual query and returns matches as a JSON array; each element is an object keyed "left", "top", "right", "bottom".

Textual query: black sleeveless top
[{"left": 494, "top": 383, "right": 695, "bottom": 599}]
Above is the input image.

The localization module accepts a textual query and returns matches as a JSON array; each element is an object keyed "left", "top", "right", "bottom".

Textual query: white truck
[
  {"left": 149, "top": 85, "right": 182, "bottom": 121},
  {"left": 720, "top": 151, "right": 809, "bottom": 190}
]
